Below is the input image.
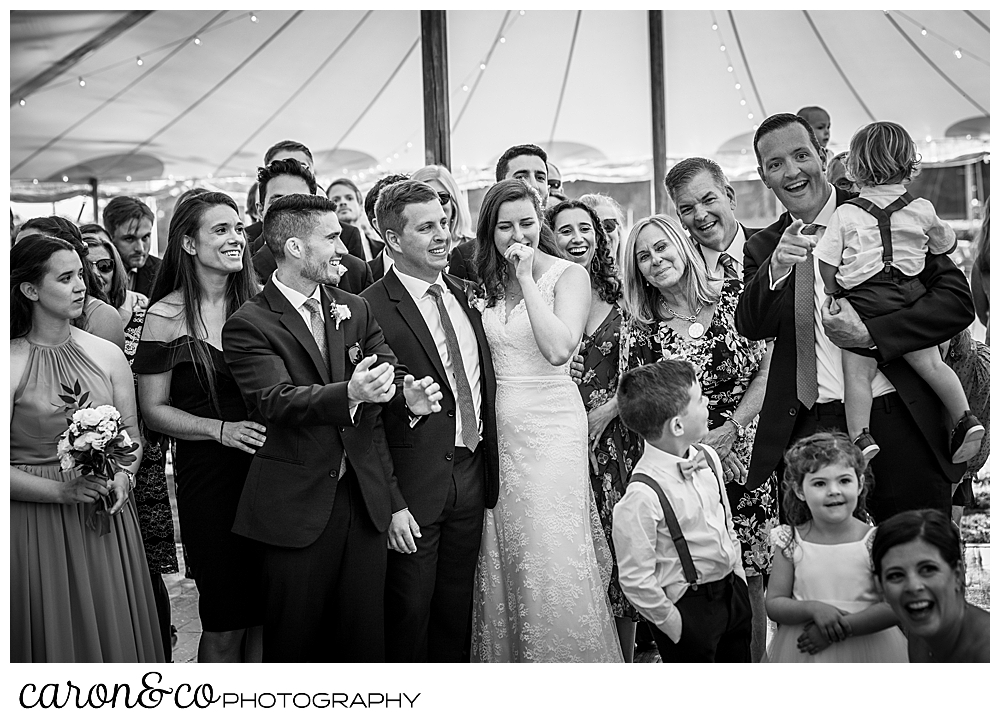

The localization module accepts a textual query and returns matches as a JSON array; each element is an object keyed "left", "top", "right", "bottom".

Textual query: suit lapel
[
  {"left": 264, "top": 282, "right": 331, "bottom": 384},
  {"left": 321, "top": 285, "right": 346, "bottom": 383},
  {"left": 384, "top": 269, "right": 450, "bottom": 390}
]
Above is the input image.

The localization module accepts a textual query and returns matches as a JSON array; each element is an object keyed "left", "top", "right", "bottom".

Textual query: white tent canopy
[{"left": 10, "top": 8, "right": 990, "bottom": 190}]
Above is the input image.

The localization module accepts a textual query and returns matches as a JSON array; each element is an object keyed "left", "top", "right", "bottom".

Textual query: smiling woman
[
  {"left": 872, "top": 508, "right": 990, "bottom": 662},
  {"left": 133, "top": 191, "right": 266, "bottom": 663}
]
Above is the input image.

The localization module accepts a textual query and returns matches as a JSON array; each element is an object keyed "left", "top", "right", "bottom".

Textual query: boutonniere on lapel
[
  {"left": 347, "top": 342, "right": 364, "bottom": 366},
  {"left": 466, "top": 283, "right": 486, "bottom": 313},
  {"left": 330, "top": 302, "right": 352, "bottom": 330}
]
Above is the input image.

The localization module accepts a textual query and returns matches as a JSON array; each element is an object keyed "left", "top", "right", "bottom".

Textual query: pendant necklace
[{"left": 660, "top": 298, "right": 705, "bottom": 338}]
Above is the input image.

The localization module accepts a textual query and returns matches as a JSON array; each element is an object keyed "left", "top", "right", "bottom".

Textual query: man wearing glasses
[{"left": 664, "top": 157, "right": 761, "bottom": 282}]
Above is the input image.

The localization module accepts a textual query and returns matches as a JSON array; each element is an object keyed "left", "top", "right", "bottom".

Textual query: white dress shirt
[
  {"left": 767, "top": 188, "right": 894, "bottom": 403},
  {"left": 391, "top": 268, "right": 482, "bottom": 449},
  {"left": 701, "top": 225, "right": 746, "bottom": 279},
  {"left": 612, "top": 442, "right": 745, "bottom": 643},
  {"left": 271, "top": 272, "right": 358, "bottom": 419}
]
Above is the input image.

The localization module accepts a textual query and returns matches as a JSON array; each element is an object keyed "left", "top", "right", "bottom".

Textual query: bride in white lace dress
[{"left": 470, "top": 180, "right": 622, "bottom": 662}]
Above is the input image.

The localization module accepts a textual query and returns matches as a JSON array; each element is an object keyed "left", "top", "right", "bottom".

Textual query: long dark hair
[
  {"left": 149, "top": 191, "right": 260, "bottom": 408},
  {"left": 871, "top": 509, "right": 963, "bottom": 581},
  {"left": 545, "top": 199, "right": 621, "bottom": 303},
  {"left": 475, "top": 179, "right": 558, "bottom": 308},
  {"left": 11, "top": 235, "right": 78, "bottom": 338},
  {"left": 19, "top": 216, "right": 109, "bottom": 305}
]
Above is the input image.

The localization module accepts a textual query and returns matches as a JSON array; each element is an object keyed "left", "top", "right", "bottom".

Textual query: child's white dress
[{"left": 764, "top": 525, "right": 908, "bottom": 663}]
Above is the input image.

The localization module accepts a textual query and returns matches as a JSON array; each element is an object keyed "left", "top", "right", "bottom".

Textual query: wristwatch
[{"left": 724, "top": 415, "right": 746, "bottom": 439}]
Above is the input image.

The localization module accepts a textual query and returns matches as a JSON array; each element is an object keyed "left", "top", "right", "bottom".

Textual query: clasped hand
[
  {"left": 504, "top": 243, "right": 534, "bottom": 282},
  {"left": 63, "top": 472, "right": 129, "bottom": 515}
]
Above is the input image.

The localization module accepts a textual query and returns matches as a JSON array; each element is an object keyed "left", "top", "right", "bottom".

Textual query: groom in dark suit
[
  {"left": 362, "top": 180, "right": 499, "bottom": 662},
  {"left": 223, "top": 194, "right": 442, "bottom": 662}
]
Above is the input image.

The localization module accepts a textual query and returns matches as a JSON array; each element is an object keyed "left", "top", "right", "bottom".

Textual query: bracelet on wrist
[
  {"left": 219, "top": 420, "right": 225, "bottom": 443},
  {"left": 723, "top": 414, "right": 746, "bottom": 439}
]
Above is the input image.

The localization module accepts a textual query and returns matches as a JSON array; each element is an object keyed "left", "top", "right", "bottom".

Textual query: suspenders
[
  {"left": 630, "top": 443, "right": 728, "bottom": 590},
  {"left": 842, "top": 191, "right": 914, "bottom": 271}
]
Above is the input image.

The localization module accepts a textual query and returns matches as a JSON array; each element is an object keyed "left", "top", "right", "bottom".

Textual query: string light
[
  {"left": 62, "top": 175, "right": 69, "bottom": 182},
  {"left": 136, "top": 56, "right": 143, "bottom": 66},
  {"left": 462, "top": 84, "right": 469, "bottom": 91},
  {"left": 712, "top": 23, "right": 718, "bottom": 30},
  {"left": 719, "top": 44, "right": 726, "bottom": 51},
  {"left": 19, "top": 98, "right": 25, "bottom": 106},
  {"left": 519, "top": 10, "right": 525, "bottom": 15},
  {"left": 250, "top": 12, "right": 258, "bottom": 23},
  {"left": 480, "top": 63, "right": 486, "bottom": 70},
  {"left": 193, "top": 37, "right": 201, "bottom": 45},
  {"left": 125, "top": 175, "right": 132, "bottom": 182},
  {"left": 735, "top": 83, "right": 741, "bottom": 89},
  {"left": 954, "top": 49, "right": 962, "bottom": 59},
  {"left": 499, "top": 37, "right": 506, "bottom": 43},
  {"left": 78, "top": 77, "right": 86, "bottom": 87},
  {"left": 711, "top": 11, "right": 757, "bottom": 135},
  {"left": 921, "top": 27, "right": 927, "bottom": 35},
  {"left": 32, "top": 178, "right": 38, "bottom": 184}
]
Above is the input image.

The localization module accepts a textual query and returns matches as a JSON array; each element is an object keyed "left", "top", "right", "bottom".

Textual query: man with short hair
[
  {"left": 735, "top": 112, "right": 973, "bottom": 522},
  {"left": 222, "top": 193, "right": 442, "bottom": 662},
  {"left": 796, "top": 106, "right": 831, "bottom": 149},
  {"left": 103, "top": 196, "right": 159, "bottom": 297},
  {"left": 495, "top": 143, "right": 549, "bottom": 207},
  {"left": 363, "top": 173, "right": 410, "bottom": 281},
  {"left": 264, "top": 139, "right": 314, "bottom": 168},
  {"left": 665, "top": 157, "right": 761, "bottom": 281},
  {"left": 362, "top": 180, "right": 498, "bottom": 662},
  {"left": 326, "top": 177, "right": 385, "bottom": 262},
  {"left": 252, "top": 160, "right": 371, "bottom": 292}
]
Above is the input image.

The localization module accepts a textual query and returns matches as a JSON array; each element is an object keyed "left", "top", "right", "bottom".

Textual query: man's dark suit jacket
[
  {"left": 361, "top": 269, "right": 500, "bottom": 525},
  {"left": 249, "top": 220, "right": 366, "bottom": 260},
  {"left": 445, "top": 239, "right": 478, "bottom": 283},
  {"left": 369, "top": 251, "right": 387, "bottom": 282},
  {"left": 695, "top": 224, "right": 761, "bottom": 273},
  {"left": 735, "top": 187, "right": 973, "bottom": 492},
  {"left": 132, "top": 254, "right": 161, "bottom": 297},
  {"left": 252, "top": 244, "right": 373, "bottom": 294},
  {"left": 222, "top": 281, "right": 403, "bottom": 547}
]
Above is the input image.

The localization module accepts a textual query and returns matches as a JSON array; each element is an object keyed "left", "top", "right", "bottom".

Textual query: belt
[{"left": 807, "top": 392, "right": 899, "bottom": 419}]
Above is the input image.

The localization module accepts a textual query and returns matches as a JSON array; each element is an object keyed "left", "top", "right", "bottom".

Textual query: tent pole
[
  {"left": 420, "top": 10, "right": 451, "bottom": 169},
  {"left": 648, "top": 10, "right": 668, "bottom": 216},
  {"left": 90, "top": 177, "right": 99, "bottom": 224}
]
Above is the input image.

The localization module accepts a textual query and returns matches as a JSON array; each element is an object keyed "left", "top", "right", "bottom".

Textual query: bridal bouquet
[{"left": 56, "top": 384, "right": 139, "bottom": 535}]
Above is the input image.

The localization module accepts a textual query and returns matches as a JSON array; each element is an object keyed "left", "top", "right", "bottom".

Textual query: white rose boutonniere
[
  {"left": 330, "top": 302, "right": 352, "bottom": 330},
  {"left": 466, "top": 284, "right": 487, "bottom": 313}
]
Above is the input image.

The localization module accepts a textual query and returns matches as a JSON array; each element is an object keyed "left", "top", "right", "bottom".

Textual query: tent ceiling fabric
[{"left": 10, "top": 9, "right": 990, "bottom": 184}]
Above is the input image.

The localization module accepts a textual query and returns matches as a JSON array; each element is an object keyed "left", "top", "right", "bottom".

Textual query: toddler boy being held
[{"left": 612, "top": 359, "right": 751, "bottom": 662}]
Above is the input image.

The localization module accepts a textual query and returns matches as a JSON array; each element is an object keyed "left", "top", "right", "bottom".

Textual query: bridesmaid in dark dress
[
  {"left": 547, "top": 200, "right": 638, "bottom": 661},
  {"left": 134, "top": 191, "right": 266, "bottom": 663}
]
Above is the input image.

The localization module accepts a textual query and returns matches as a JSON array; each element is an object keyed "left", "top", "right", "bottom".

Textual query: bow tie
[{"left": 677, "top": 449, "right": 710, "bottom": 482}]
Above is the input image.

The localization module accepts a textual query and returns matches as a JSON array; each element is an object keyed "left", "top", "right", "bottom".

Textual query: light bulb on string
[
  {"left": 480, "top": 63, "right": 486, "bottom": 70},
  {"left": 921, "top": 28, "right": 927, "bottom": 35},
  {"left": 462, "top": 85, "right": 469, "bottom": 91},
  {"left": 747, "top": 113, "right": 754, "bottom": 120},
  {"left": 62, "top": 176, "right": 69, "bottom": 182},
  {"left": 954, "top": 49, "right": 962, "bottom": 58},
  {"left": 740, "top": 99, "right": 746, "bottom": 106},
  {"left": 125, "top": 175, "right": 132, "bottom": 182},
  {"left": 32, "top": 178, "right": 38, "bottom": 184},
  {"left": 719, "top": 45, "right": 726, "bottom": 51},
  {"left": 519, "top": 10, "right": 525, "bottom": 15},
  {"left": 727, "top": 66, "right": 733, "bottom": 72},
  {"left": 137, "top": 56, "right": 143, "bottom": 66},
  {"left": 250, "top": 12, "right": 258, "bottom": 22},
  {"left": 500, "top": 37, "right": 506, "bottom": 43},
  {"left": 79, "top": 77, "right": 86, "bottom": 87},
  {"left": 19, "top": 98, "right": 26, "bottom": 106},
  {"left": 712, "top": 23, "right": 718, "bottom": 30},
  {"left": 735, "top": 83, "right": 741, "bottom": 90},
  {"left": 193, "top": 37, "right": 202, "bottom": 45}
]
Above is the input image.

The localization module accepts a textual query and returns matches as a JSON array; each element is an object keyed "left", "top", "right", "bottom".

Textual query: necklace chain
[{"left": 659, "top": 296, "right": 702, "bottom": 322}]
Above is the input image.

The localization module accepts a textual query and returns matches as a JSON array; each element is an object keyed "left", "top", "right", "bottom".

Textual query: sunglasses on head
[
  {"left": 600, "top": 218, "right": 619, "bottom": 234},
  {"left": 90, "top": 259, "right": 115, "bottom": 274},
  {"left": 437, "top": 191, "right": 452, "bottom": 207},
  {"left": 547, "top": 179, "right": 562, "bottom": 190}
]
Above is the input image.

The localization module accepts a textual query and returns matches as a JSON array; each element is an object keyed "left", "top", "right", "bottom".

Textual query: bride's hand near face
[{"left": 504, "top": 242, "right": 534, "bottom": 284}]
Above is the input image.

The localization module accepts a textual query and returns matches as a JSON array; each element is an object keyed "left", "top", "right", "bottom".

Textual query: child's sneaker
[
  {"left": 853, "top": 429, "right": 880, "bottom": 464},
  {"left": 950, "top": 411, "right": 985, "bottom": 464}
]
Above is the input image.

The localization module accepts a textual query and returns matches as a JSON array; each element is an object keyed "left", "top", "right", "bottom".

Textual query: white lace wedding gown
[{"left": 472, "top": 258, "right": 623, "bottom": 663}]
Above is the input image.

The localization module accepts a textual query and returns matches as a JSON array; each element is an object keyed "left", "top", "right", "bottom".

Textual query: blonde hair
[
  {"left": 847, "top": 121, "right": 920, "bottom": 187},
  {"left": 410, "top": 164, "right": 474, "bottom": 241},
  {"left": 620, "top": 214, "right": 721, "bottom": 326}
]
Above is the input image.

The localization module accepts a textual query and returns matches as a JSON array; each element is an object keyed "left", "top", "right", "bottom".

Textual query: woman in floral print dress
[
  {"left": 618, "top": 214, "right": 776, "bottom": 662},
  {"left": 548, "top": 199, "right": 639, "bottom": 661}
]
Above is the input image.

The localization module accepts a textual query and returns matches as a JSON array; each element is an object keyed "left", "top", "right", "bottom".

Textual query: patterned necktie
[
  {"left": 427, "top": 284, "right": 479, "bottom": 452},
  {"left": 794, "top": 223, "right": 820, "bottom": 409},
  {"left": 678, "top": 448, "right": 710, "bottom": 483},
  {"left": 719, "top": 252, "right": 738, "bottom": 280},
  {"left": 302, "top": 297, "right": 329, "bottom": 372}
]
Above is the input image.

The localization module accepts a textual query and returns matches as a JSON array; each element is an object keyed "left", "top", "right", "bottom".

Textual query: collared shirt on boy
[{"left": 612, "top": 442, "right": 745, "bottom": 643}]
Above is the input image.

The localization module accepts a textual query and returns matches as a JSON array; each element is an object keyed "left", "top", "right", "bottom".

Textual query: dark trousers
[
  {"left": 650, "top": 573, "right": 752, "bottom": 663},
  {"left": 780, "top": 393, "right": 952, "bottom": 524},
  {"left": 260, "top": 468, "right": 387, "bottom": 662},
  {"left": 385, "top": 447, "right": 486, "bottom": 663}
]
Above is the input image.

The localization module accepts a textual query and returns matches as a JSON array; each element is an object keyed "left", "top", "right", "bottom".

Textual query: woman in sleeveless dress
[
  {"left": 10, "top": 235, "right": 164, "bottom": 663},
  {"left": 135, "top": 191, "right": 266, "bottom": 663},
  {"left": 470, "top": 180, "right": 622, "bottom": 662},
  {"left": 547, "top": 199, "right": 638, "bottom": 661}
]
